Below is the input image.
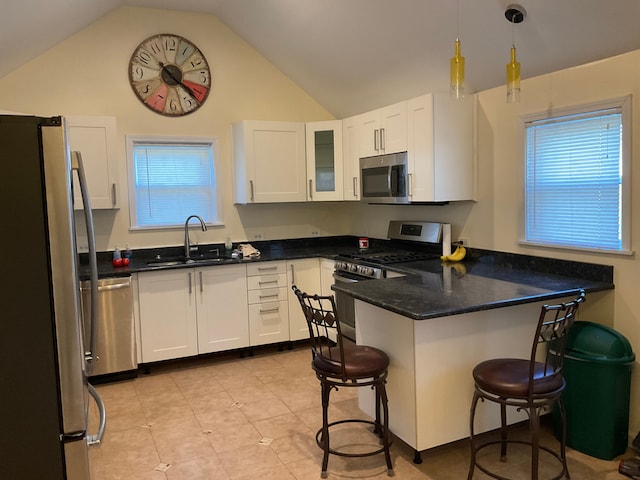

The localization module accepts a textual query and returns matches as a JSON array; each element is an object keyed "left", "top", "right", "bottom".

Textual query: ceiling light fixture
[
  {"left": 505, "top": 4, "right": 526, "bottom": 103},
  {"left": 450, "top": 0, "right": 465, "bottom": 99}
]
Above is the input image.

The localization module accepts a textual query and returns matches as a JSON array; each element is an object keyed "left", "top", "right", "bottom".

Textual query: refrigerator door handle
[
  {"left": 85, "top": 383, "right": 106, "bottom": 445},
  {"left": 72, "top": 151, "right": 99, "bottom": 365}
]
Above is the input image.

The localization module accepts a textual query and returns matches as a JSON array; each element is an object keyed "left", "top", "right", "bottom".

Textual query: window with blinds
[
  {"left": 127, "top": 137, "right": 219, "bottom": 228},
  {"left": 524, "top": 98, "right": 630, "bottom": 253}
]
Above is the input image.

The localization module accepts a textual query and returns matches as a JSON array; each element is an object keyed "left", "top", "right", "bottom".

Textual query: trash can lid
[{"left": 565, "top": 321, "right": 635, "bottom": 363}]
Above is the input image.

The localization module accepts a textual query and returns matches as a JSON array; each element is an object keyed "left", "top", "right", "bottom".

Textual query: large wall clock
[{"left": 129, "top": 34, "right": 211, "bottom": 116}]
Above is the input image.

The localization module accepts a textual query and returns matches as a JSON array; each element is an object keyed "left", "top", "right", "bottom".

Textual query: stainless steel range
[{"left": 333, "top": 221, "right": 449, "bottom": 341}]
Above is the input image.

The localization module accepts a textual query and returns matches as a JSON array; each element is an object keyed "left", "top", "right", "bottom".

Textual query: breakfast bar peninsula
[{"left": 331, "top": 250, "right": 614, "bottom": 462}]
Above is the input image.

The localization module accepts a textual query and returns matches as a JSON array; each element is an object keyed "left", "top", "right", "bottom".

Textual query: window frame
[
  {"left": 126, "top": 134, "right": 223, "bottom": 230},
  {"left": 520, "top": 95, "right": 632, "bottom": 255}
]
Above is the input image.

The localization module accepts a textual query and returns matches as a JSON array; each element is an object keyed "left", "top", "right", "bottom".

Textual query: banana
[{"left": 440, "top": 244, "right": 467, "bottom": 262}]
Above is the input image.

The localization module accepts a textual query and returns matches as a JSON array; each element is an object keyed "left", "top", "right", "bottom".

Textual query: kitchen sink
[{"left": 146, "top": 252, "right": 233, "bottom": 267}]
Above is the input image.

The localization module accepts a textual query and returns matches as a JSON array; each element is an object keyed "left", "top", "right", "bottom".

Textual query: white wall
[
  {"left": 0, "top": 6, "right": 349, "bottom": 250},
  {"left": 471, "top": 50, "right": 640, "bottom": 435}
]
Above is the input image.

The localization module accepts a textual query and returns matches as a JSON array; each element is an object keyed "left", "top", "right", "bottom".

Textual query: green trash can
[{"left": 553, "top": 321, "right": 635, "bottom": 460}]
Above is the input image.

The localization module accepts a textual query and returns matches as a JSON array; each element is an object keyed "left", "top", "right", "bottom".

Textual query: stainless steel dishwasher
[{"left": 81, "top": 276, "right": 137, "bottom": 377}]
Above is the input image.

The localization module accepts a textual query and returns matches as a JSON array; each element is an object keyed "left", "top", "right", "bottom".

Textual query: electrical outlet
[
  {"left": 311, "top": 230, "right": 320, "bottom": 236},
  {"left": 458, "top": 237, "right": 470, "bottom": 247},
  {"left": 253, "top": 232, "right": 264, "bottom": 240}
]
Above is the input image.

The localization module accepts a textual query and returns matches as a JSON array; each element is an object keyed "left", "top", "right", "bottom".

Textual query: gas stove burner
[{"left": 339, "top": 249, "right": 439, "bottom": 265}]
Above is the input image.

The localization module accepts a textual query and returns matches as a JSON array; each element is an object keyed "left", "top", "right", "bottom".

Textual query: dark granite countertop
[
  {"left": 81, "top": 236, "right": 363, "bottom": 279},
  {"left": 332, "top": 249, "right": 614, "bottom": 320},
  {"left": 82, "top": 236, "right": 614, "bottom": 322}
]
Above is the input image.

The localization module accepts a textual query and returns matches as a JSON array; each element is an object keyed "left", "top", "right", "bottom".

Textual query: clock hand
[{"left": 159, "top": 62, "right": 201, "bottom": 104}]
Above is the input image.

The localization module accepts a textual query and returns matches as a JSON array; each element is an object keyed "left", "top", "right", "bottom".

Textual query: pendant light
[
  {"left": 505, "top": 4, "right": 526, "bottom": 103},
  {"left": 450, "top": 0, "right": 465, "bottom": 99}
]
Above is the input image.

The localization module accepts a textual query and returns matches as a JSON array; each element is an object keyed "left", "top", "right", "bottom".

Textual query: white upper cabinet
[
  {"left": 67, "top": 115, "right": 119, "bottom": 210},
  {"left": 233, "top": 120, "right": 306, "bottom": 203},
  {"left": 407, "top": 94, "right": 474, "bottom": 202},
  {"left": 305, "top": 120, "right": 343, "bottom": 201},
  {"left": 357, "top": 101, "right": 408, "bottom": 158},
  {"left": 342, "top": 115, "right": 360, "bottom": 201}
]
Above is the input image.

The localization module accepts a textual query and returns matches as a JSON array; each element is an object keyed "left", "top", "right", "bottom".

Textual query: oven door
[{"left": 333, "top": 271, "right": 373, "bottom": 342}]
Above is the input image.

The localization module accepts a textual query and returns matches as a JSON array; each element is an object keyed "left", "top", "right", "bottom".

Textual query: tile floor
[{"left": 88, "top": 343, "right": 631, "bottom": 479}]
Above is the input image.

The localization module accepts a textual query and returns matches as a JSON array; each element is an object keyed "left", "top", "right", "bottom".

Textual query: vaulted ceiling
[{"left": 4, "top": 0, "right": 640, "bottom": 117}]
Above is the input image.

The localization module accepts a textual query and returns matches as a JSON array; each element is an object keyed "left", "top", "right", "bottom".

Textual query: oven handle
[{"left": 333, "top": 273, "right": 359, "bottom": 283}]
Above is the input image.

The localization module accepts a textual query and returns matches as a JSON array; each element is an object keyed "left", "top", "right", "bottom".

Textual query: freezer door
[{"left": 41, "top": 124, "right": 90, "bottom": 444}]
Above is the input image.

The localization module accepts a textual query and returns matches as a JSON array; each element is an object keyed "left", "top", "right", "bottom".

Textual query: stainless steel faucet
[{"left": 184, "top": 215, "right": 207, "bottom": 260}]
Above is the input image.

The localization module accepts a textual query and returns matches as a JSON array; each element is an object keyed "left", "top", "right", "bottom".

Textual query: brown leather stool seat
[
  {"left": 313, "top": 343, "right": 390, "bottom": 379},
  {"left": 292, "top": 286, "right": 394, "bottom": 478},
  {"left": 467, "top": 291, "right": 585, "bottom": 480}
]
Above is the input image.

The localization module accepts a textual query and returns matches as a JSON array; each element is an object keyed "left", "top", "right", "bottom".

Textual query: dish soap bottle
[{"left": 225, "top": 236, "right": 233, "bottom": 254}]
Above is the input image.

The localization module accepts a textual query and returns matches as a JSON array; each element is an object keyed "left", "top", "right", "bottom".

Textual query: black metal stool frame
[
  {"left": 467, "top": 290, "right": 585, "bottom": 480},
  {"left": 292, "top": 286, "right": 394, "bottom": 478}
]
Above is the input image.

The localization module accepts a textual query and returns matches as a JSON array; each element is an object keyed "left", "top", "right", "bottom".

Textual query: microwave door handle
[
  {"left": 72, "top": 151, "right": 98, "bottom": 365},
  {"left": 389, "top": 166, "right": 395, "bottom": 195}
]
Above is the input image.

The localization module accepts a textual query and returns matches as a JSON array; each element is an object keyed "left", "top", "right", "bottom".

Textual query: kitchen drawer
[
  {"left": 249, "top": 300, "right": 289, "bottom": 346},
  {"left": 247, "top": 261, "right": 286, "bottom": 276},
  {"left": 247, "top": 273, "right": 287, "bottom": 291},
  {"left": 248, "top": 287, "right": 287, "bottom": 304}
]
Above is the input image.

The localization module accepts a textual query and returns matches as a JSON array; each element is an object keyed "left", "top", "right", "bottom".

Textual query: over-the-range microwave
[{"left": 360, "top": 151, "right": 408, "bottom": 204}]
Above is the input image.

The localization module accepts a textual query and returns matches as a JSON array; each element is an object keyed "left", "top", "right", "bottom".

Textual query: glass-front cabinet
[{"left": 305, "top": 120, "right": 343, "bottom": 201}]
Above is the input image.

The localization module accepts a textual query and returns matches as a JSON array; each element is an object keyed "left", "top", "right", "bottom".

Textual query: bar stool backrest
[
  {"left": 530, "top": 290, "right": 586, "bottom": 397},
  {"left": 292, "top": 285, "right": 346, "bottom": 377}
]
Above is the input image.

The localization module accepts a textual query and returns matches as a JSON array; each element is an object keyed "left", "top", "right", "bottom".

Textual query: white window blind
[
  {"left": 525, "top": 107, "right": 623, "bottom": 251},
  {"left": 132, "top": 141, "right": 217, "bottom": 228}
]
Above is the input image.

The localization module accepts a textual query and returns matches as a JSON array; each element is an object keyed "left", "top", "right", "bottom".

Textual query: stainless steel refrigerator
[{"left": 1, "top": 115, "right": 106, "bottom": 479}]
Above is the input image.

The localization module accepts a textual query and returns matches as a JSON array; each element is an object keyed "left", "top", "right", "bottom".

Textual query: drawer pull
[
  {"left": 257, "top": 266, "right": 278, "bottom": 271},
  {"left": 259, "top": 307, "right": 280, "bottom": 314},
  {"left": 259, "top": 294, "right": 279, "bottom": 299},
  {"left": 258, "top": 280, "right": 279, "bottom": 285}
]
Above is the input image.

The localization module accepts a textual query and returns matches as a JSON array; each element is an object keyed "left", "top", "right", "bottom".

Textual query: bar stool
[
  {"left": 467, "top": 290, "right": 586, "bottom": 480},
  {"left": 292, "top": 286, "right": 394, "bottom": 478}
]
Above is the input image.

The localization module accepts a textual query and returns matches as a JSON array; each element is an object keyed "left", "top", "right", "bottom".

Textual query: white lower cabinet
[
  {"left": 320, "top": 258, "right": 335, "bottom": 297},
  {"left": 137, "top": 264, "right": 248, "bottom": 363},
  {"left": 137, "top": 269, "right": 198, "bottom": 362},
  {"left": 287, "top": 258, "right": 321, "bottom": 341},
  {"left": 197, "top": 265, "right": 249, "bottom": 354},
  {"left": 247, "top": 262, "right": 289, "bottom": 346}
]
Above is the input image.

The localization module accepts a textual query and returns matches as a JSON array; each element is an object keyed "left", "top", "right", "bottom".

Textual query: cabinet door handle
[
  {"left": 353, "top": 177, "right": 358, "bottom": 197},
  {"left": 408, "top": 173, "right": 413, "bottom": 196},
  {"left": 374, "top": 129, "right": 379, "bottom": 151},
  {"left": 380, "top": 128, "right": 385, "bottom": 151},
  {"left": 309, "top": 179, "right": 313, "bottom": 199},
  {"left": 188, "top": 272, "right": 192, "bottom": 295},
  {"left": 290, "top": 264, "right": 295, "bottom": 284},
  {"left": 249, "top": 180, "right": 255, "bottom": 202},
  {"left": 111, "top": 183, "right": 117, "bottom": 207},
  {"left": 199, "top": 271, "right": 203, "bottom": 293}
]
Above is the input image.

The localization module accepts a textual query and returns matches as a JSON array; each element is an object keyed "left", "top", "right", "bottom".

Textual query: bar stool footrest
[
  {"left": 316, "top": 418, "right": 391, "bottom": 458},
  {"left": 471, "top": 439, "right": 568, "bottom": 480}
]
